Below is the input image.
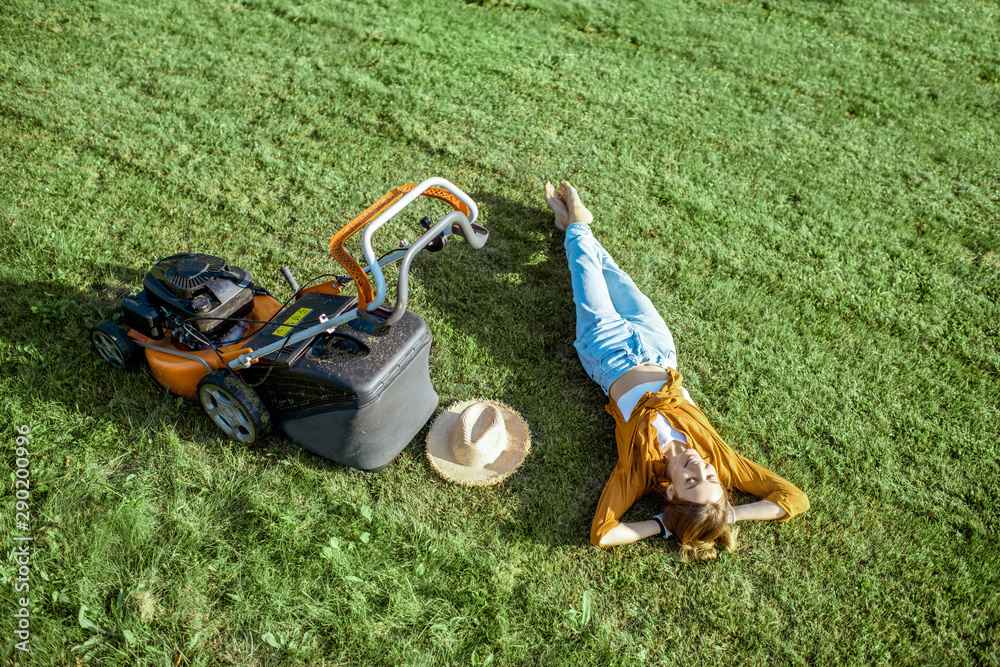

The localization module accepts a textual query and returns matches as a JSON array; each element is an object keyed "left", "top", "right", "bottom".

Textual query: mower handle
[
  {"left": 229, "top": 179, "right": 484, "bottom": 371},
  {"left": 380, "top": 210, "right": 489, "bottom": 325},
  {"left": 330, "top": 178, "right": 479, "bottom": 312}
]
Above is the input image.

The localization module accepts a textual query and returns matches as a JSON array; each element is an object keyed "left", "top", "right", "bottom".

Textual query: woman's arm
[
  {"left": 600, "top": 503, "right": 785, "bottom": 543},
  {"left": 600, "top": 502, "right": 785, "bottom": 543},
  {"left": 590, "top": 463, "right": 653, "bottom": 547},
  {"left": 732, "top": 500, "right": 787, "bottom": 522},
  {"left": 597, "top": 520, "right": 662, "bottom": 546},
  {"left": 677, "top": 403, "right": 810, "bottom": 521},
  {"left": 724, "top": 459, "right": 809, "bottom": 521}
]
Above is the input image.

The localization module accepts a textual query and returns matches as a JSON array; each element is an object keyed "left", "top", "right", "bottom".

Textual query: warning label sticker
[{"left": 273, "top": 307, "right": 312, "bottom": 337}]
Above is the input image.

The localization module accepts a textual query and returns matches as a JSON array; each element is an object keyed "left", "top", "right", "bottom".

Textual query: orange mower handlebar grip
[{"left": 329, "top": 184, "right": 472, "bottom": 311}]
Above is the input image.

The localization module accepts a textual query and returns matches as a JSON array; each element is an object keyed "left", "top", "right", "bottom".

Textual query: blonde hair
[{"left": 661, "top": 492, "right": 739, "bottom": 563}]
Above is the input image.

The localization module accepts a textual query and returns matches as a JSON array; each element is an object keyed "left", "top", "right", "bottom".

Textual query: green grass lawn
[{"left": 2, "top": 0, "right": 998, "bottom": 664}]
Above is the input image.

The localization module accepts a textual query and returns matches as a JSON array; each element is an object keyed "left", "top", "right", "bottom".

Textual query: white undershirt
[{"left": 615, "top": 380, "right": 690, "bottom": 453}]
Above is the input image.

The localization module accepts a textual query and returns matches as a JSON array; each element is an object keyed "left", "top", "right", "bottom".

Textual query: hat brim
[{"left": 425, "top": 399, "right": 531, "bottom": 486}]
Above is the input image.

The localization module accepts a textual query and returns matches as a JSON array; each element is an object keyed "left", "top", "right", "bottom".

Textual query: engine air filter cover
[
  {"left": 159, "top": 254, "right": 228, "bottom": 299},
  {"left": 143, "top": 253, "right": 255, "bottom": 335}
]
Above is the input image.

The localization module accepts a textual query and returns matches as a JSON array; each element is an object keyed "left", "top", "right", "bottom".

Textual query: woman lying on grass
[{"left": 544, "top": 181, "right": 809, "bottom": 562}]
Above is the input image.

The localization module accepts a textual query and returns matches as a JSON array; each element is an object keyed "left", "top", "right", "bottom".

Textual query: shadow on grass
[
  {"left": 407, "top": 191, "right": 619, "bottom": 547},
  {"left": 0, "top": 267, "right": 193, "bottom": 436},
  {"left": 0, "top": 267, "right": 141, "bottom": 390}
]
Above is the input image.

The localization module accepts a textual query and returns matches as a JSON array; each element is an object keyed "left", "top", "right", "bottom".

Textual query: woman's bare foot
[
  {"left": 544, "top": 180, "right": 593, "bottom": 231},
  {"left": 560, "top": 181, "right": 593, "bottom": 225},
  {"left": 544, "top": 181, "right": 571, "bottom": 231}
]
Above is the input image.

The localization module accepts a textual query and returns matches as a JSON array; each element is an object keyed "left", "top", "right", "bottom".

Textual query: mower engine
[{"left": 122, "top": 253, "right": 257, "bottom": 349}]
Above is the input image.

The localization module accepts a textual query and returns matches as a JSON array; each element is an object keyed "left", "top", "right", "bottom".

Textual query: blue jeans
[{"left": 565, "top": 223, "right": 677, "bottom": 395}]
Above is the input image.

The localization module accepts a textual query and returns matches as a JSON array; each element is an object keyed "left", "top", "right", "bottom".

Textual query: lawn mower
[{"left": 91, "top": 178, "right": 488, "bottom": 471}]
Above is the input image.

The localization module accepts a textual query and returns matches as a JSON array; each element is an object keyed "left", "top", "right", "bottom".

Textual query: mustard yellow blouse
[{"left": 590, "top": 368, "right": 810, "bottom": 546}]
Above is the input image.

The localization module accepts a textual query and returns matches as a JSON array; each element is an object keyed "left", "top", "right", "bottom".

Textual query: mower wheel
[
  {"left": 91, "top": 320, "right": 139, "bottom": 370},
  {"left": 197, "top": 371, "right": 271, "bottom": 445}
]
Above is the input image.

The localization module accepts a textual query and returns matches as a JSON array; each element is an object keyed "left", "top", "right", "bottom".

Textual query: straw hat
[{"left": 425, "top": 399, "right": 531, "bottom": 486}]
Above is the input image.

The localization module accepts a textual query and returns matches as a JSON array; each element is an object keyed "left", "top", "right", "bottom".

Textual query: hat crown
[
  {"left": 426, "top": 399, "right": 531, "bottom": 486},
  {"left": 452, "top": 403, "right": 507, "bottom": 466}
]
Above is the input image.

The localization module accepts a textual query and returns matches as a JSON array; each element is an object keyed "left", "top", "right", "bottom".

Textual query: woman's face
[{"left": 666, "top": 449, "right": 724, "bottom": 504}]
